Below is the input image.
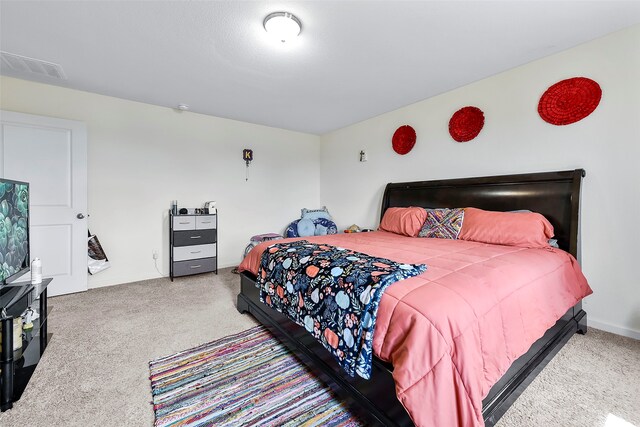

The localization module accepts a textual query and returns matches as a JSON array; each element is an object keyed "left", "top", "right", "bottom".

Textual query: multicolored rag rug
[{"left": 149, "top": 326, "right": 363, "bottom": 427}]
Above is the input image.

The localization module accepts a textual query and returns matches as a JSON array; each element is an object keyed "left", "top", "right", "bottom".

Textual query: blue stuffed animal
[{"left": 285, "top": 206, "right": 338, "bottom": 238}]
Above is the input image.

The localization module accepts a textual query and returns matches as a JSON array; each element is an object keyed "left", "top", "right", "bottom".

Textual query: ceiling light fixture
[
  {"left": 176, "top": 104, "right": 189, "bottom": 111},
  {"left": 263, "top": 12, "right": 302, "bottom": 43}
]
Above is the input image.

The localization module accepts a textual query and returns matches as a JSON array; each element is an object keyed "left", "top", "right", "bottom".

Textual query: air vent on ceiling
[{"left": 0, "top": 51, "right": 66, "bottom": 80}]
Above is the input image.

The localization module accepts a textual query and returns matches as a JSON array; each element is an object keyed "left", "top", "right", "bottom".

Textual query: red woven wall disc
[
  {"left": 538, "top": 77, "right": 601, "bottom": 126},
  {"left": 392, "top": 125, "right": 416, "bottom": 155},
  {"left": 449, "top": 106, "right": 484, "bottom": 142}
]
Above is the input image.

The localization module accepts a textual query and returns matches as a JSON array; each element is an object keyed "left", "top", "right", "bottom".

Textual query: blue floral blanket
[{"left": 257, "top": 240, "right": 427, "bottom": 379}]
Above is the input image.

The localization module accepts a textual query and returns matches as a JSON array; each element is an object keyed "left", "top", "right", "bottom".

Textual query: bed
[{"left": 236, "top": 169, "right": 590, "bottom": 426}]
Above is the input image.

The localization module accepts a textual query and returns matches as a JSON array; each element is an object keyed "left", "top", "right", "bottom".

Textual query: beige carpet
[{"left": 1, "top": 268, "right": 638, "bottom": 427}]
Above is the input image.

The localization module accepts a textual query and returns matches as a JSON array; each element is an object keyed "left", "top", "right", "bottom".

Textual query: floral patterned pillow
[{"left": 418, "top": 208, "right": 465, "bottom": 239}]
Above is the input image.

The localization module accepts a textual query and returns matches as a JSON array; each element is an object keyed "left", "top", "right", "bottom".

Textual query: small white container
[
  {"left": 0, "top": 318, "right": 23, "bottom": 351},
  {"left": 31, "top": 257, "right": 42, "bottom": 284},
  {"left": 13, "top": 318, "right": 23, "bottom": 350}
]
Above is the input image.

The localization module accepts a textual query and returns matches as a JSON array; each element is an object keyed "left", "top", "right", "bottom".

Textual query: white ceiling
[{"left": 1, "top": 1, "right": 639, "bottom": 135}]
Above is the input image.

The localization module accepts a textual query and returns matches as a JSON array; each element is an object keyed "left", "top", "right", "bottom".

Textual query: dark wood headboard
[{"left": 380, "top": 169, "right": 585, "bottom": 258}]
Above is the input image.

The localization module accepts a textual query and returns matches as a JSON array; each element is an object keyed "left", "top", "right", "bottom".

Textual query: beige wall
[
  {"left": 0, "top": 77, "right": 321, "bottom": 288},
  {"left": 319, "top": 25, "right": 640, "bottom": 338}
]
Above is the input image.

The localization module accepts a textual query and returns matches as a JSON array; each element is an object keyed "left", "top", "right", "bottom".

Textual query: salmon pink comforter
[{"left": 238, "top": 231, "right": 592, "bottom": 426}]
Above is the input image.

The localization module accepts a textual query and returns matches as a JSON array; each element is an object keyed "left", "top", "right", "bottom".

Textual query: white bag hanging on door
[{"left": 87, "top": 230, "right": 111, "bottom": 275}]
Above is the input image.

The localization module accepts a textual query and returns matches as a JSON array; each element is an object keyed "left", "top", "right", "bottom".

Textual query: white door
[{"left": 0, "top": 110, "right": 88, "bottom": 296}]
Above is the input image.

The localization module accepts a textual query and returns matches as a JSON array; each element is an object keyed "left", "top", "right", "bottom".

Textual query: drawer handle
[
  {"left": 190, "top": 251, "right": 201, "bottom": 254},
  {"left": 190, "top": 236, "right": 202, "bottom": 239},
  {"left": 179, "top": 222, "right": 191, "bottom": 224},
  {"left": 201, "top": 221, "right": 211, "bottom": 224},
  {"left": 190, "top": 265, "right": 202, "bottom": 269}
]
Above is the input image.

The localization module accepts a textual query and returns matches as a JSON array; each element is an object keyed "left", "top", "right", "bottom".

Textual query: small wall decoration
[
  {"left": 243, "top": 148, "right": 253, "bottom": 181},
  {"left": 392, "top": 125, "right": 416, "bottom": 155},
  {"left": 538, "top": 77, "right": 602, "bottom": 126},
  {"left": 449, "top": 106, "right": 485, "bottom": 142}
]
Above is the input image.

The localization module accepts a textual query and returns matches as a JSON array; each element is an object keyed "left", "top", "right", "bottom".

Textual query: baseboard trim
[
  {"left": 87, "top": 266, "right": 236, "bottom": 290},
  {"left": 590, "top": 319, "right": 640, "bottom": 340}
]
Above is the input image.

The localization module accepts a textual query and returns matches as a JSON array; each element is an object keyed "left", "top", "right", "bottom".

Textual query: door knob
[{"left": 77, "top": 213, "right": 85, "bottom": 219}]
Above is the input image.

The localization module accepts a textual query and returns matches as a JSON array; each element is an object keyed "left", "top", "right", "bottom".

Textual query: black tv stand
[{"left": 0, "top": 278, "right": 52, "bottom": 411}]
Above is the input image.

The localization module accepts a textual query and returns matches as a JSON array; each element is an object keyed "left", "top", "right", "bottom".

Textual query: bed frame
[{"left": 237, "top": 169, "right": 587, "bottom": 426}]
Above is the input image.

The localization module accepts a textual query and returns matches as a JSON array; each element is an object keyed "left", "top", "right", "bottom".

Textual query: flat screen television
[{"left": 0, "top": 178, "right": 30, "bottom": 286}]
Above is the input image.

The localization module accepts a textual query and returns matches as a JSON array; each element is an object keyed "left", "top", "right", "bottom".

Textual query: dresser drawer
[
  {"left": 173, "top": 216, "right": 195, "bottom": 231},
  {"left": 196, "top": 215, "right": 217, "bottom": 230},
  {"left": 173, "top": 229, "right": 216, "bottom": 246},
  {"left": 173, "top": 257, "right": 216, "bottom": 277},
  {"left": 173, "top": 243, "right": 216, "bottom": 262}
]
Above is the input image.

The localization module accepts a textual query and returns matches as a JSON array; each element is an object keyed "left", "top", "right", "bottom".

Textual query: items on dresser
[
  {"left": 205, "top": 201, "right": 217, "bottom": 214},
  {"left": 169, "top": 211, "right": 218, "bottom": 281}
]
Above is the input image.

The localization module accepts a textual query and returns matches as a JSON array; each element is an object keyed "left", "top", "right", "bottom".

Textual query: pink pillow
[
  {"left": 379, "top": 207, "right": 428, "bottom": 237},
  {"left": 458, "top": 207, "right": 554, "bottom": 248}
]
